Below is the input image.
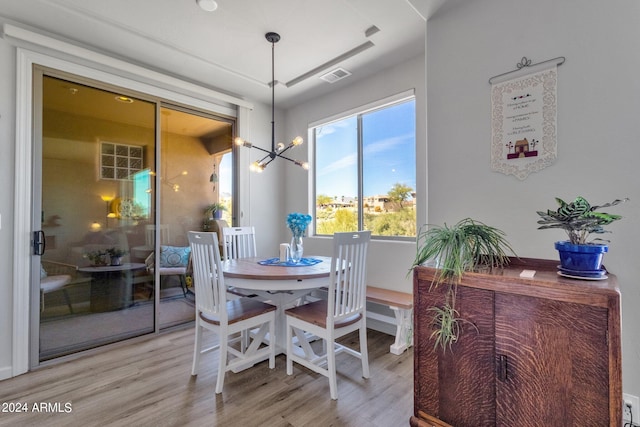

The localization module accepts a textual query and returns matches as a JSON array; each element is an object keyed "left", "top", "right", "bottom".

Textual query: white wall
[
  {"left": 283, "top": 54, "right": 427, "bottom": 294},
  {"left": 240, "top": 103, "right": 288, "bottom": 258},
  {"left": 427, "top": 0, "right": 640, "bottom": 396}
]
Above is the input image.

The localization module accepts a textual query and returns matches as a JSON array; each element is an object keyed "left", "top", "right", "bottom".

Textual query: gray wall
[{"left": 426, "top": 0, "right": 640, "bottom": 397}]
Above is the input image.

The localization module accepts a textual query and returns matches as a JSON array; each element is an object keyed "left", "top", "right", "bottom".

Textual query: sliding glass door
[{"left": 35, "top": 72, "right": 234, "bottom": 361}]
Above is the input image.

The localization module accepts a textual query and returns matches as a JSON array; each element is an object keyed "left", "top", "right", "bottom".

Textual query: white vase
[{"left": 290, "top": 235, "right": 303, "bottom": 263}]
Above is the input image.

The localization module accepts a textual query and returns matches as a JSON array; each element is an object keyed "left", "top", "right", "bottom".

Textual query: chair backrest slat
[
  {"left": 145, "top": 224, "right": 170, "bottom": 247},
  {"left": 188, "top": 231, "right": 227, "bottom": 321},
  {"left": 221, "top": 226, "right": 257, "bottom": 261},
  {"left": 328, "top": 231, "right": 371, "bottom": 324}
]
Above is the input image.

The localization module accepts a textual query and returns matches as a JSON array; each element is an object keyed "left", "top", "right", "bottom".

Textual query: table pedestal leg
[{"left": 230, "top": 288, "right": 315, "bottom": 372}]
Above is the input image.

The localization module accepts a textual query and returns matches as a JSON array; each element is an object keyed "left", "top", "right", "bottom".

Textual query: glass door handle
[{"left": 33, "top": 230, "right": 46, "bottom": 255}]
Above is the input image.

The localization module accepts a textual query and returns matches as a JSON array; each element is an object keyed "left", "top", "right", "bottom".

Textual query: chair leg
[
  {"left": 179, "top": 275, "right": 188, "bottom": 297},
  {"left": 327, "top": 338, "right": 338, "bottom": 400},
  {"left": 148, "top": 278, "right": 155, "bottom": 300},
  {"left": 191, "top": 318, "right": 202, "bottom": 376},
  {"left": 62, "top": 289, "right": 74, "bottom": 314},
  {"left": 268, "top": 315, "right": 275, "bottom": 369},
  {"left": 359, "top": 324, "right": 370, "bottom": 379},
  {"left": 215, "top": 333, "right": 228, "bottom": 394},
  {"left": 286, "top": 320, "right": 293, "bottom": 375}
]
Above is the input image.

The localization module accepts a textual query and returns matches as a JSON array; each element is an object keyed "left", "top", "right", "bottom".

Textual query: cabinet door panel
[
  {"left": 495, "top": 292, "right": 609, "bottom": 426},
  {"left": 415, "top": 283, "right": 495, "bottom": 426}
]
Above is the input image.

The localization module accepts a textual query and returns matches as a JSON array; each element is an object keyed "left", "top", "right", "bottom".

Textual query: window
[
  {"left": 100, "top": 141, "right": 144, "bottom": 180},
  {"left": 313, "top": 95, "right": 416, "bottom": 238}
]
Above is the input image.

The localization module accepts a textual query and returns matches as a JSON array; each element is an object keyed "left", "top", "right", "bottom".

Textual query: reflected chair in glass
[
  {"left": 131, "top": 224, "right": 169, "bottom": 261},
  {"left": 40, "top": 261, "right": 74, "bottom": 314},
  {"left": 188, "top": 231, "right": 276, "bottom": 394},
  {"left": 144, "top": 247, "right": 189, "bottom": 298},
  {"left": 285, "top": 231, "right": 371, "bottom": 400}
]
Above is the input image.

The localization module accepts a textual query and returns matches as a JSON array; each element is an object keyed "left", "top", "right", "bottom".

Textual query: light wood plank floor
[{"left": 0, "top": 326, "right": 413, "bottom": 427}]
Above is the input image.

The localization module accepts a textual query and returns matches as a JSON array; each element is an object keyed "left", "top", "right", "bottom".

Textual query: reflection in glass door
[
  {"left": 37, "top": 74, "right": 157, "bottom": 360},
  {"left": 35, "top": 73, "right": 236, "bottom": 361},
  {"left": 157, "top": 106, "right": 233, "bottom": 329}
]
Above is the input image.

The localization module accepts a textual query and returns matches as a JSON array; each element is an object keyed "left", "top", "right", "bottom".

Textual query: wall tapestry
[{"left": 491, "top": 66, "right": 557, "bottom": 180}]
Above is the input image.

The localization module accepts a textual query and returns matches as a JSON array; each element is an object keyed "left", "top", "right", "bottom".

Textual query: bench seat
[{"left": 366, "top": 286, "right": 413, "bottom": 355}]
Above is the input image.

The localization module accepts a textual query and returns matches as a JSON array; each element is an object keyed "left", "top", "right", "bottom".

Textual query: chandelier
[{"left": 234, "top": 32, "right": 308, "bottom": 173}]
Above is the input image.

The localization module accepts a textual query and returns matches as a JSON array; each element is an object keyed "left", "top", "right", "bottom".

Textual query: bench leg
[{"left": 389, "top": 306, "right": 413, "bottom": 355}]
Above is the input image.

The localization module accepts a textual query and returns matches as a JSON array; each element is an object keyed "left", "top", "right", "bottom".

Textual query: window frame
[{"left": 310, "top": 90, "right": 416, "bottom": 241}]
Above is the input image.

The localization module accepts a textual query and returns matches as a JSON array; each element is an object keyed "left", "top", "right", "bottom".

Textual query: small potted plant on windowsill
[
  {"left": 409, "top": 218, "right": 516, "bottom": 350},
  {"left": 536, "top": 196, "right": 628, "bottom": 278}
]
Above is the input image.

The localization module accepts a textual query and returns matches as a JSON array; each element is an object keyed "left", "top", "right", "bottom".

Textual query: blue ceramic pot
[{"left": 555, "top": 241, "right": 608, "bottom": 272}]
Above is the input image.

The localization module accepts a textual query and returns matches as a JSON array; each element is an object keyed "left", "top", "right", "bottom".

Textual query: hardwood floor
[{"left": 0, "top": 326, "right": 413, "bottom": 427}]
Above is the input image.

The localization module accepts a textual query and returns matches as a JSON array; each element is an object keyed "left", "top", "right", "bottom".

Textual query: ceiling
[{"left": 0, "top": 0, "right": 446, "bottom": 109}]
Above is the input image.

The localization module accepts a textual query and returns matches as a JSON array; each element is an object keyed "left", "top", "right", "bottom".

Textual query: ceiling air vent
[{"left": 319, "top": 67, "right": 352, "bottom": 84}]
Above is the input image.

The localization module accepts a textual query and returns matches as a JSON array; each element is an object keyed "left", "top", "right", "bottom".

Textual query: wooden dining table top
[{"left": 221, "top": 256, "right": 332, "bottom": 281}]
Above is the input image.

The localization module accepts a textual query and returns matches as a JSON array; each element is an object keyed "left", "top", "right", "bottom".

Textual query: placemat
[{"left": 258, "top": 257, "right": 322, "bottom": 267}]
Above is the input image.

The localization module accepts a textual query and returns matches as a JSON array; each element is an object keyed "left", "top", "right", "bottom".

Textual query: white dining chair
[
  {"left": 221, "top": 226, "right": 258, "bottom": 298},
  {"left": 285, "top": 230, "right": 371, "bottom": 400},
  {"left": 188, "top": 231, "right": 276, "bottom": 394},
  {"left": 221, "top": 226, "right": 257, "bottom": 261}
]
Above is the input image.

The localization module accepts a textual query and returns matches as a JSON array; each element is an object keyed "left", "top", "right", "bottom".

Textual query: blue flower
[{"left": 286, "top": 212, "right": 312, "bottom": 238}]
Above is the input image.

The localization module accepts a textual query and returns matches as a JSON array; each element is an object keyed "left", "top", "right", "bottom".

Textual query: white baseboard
[{"left": 0, "top": 365, "right": 14, "bottom": 381}]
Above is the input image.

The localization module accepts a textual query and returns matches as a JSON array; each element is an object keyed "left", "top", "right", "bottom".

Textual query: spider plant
[
  {"left": 411, "top": 218, "right": 515, "bottom": 285},
  {"left": 427, "top": 288, "right": 479, "bottom": 351},
  {"left": 411, "top": 218, "right": 516, "bottom": 350}
]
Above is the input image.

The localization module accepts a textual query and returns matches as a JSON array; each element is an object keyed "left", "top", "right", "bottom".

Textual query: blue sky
[
  {"left": 315, "top": 99, "right": 416, "bottom": 199},
  {"left": 219, "top": 153, "right": 232, "bottom": 198}
]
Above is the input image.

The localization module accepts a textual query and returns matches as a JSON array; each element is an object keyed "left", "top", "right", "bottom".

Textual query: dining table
[
  {"left": 221, "top": 255, "right": 332, "bottom": 356},
  {"left": 78, "top": 262, "right": 147, "bottom": 312}
]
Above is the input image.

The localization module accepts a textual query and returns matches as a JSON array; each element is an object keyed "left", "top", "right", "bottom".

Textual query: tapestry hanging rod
[{"left": 488, "top": 56, "right": 565, "bottom": 84}]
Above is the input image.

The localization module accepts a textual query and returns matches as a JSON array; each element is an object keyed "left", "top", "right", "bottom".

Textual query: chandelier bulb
[
  {"left": 292, "top": 136, "right": 304, "bottom": 146},
  {"left": 294, "top": 160, "right": 310, "bottom": 170},
  {"left": 250, "top": 161, "right": 266, "bottom": 173}
]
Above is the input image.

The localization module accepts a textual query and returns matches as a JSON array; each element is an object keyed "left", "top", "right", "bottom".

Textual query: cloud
[
  {"left": 318, "top": 152, "right": 357, "bottom": 176},
  {"left": 316, "top": 120, "right": 352, "bottom": 137},
  {"left": 318, "top": 132, "right": 413, "bottom": 177},
  {"left": 364, "top": 133, "right": 413, "bottom": 156}
]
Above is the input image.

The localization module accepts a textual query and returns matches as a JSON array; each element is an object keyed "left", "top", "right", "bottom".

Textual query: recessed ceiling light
[
  {"left": 114, "top": 96, "right": 134, "bottom": 104},
  {"left": 197, "top": 0, "right": 218, "bottom": 12}
]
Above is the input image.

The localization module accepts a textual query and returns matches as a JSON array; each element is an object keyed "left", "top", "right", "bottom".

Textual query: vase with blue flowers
[{"left": 286, "top": 212, "right": 312, "bottom": 263}]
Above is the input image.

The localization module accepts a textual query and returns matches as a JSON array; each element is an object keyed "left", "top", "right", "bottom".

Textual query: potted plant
[
  {"left": 84, "top": 249, "right": 108, "bottom": 266},
  {"left": 106, "top": 247, "right": 128, "bottom": 266},
  {"left": 536, "top": 196, "right": 628, "bottom": 276},
  {"left": 205, "top": 202, "right": 226, "bottom": 220},
  {"left": 410, "top": 218, "right": 516, "bottom": 350}
]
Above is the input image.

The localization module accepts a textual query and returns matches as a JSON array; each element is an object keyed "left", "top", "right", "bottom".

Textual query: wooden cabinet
[{"left": 412, "top": 258, "right": 621, "bottom": 427}]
